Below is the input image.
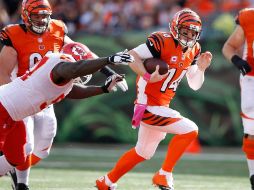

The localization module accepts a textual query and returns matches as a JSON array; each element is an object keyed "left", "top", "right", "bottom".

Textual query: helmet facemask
[
  {"left": 26, "top": 11, "right": 51, "bottom": 34},
  {"left": 176, "top": 24, "right": 201, "bottom": 48}
]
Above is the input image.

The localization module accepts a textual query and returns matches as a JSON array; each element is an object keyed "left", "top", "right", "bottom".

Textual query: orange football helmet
[
  {"left": 21, "top": 0, "right": 52, "bottom": 34},
  {"left": 169, "top": 9, "right": 202, "bottom": 48}
]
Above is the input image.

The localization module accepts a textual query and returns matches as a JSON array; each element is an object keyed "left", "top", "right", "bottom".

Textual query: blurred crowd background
[
  {"left": 0, "top": 0, "right": 253, "bottom": 36},
  {"left": 0, "top": 0, "right": 254, "bottom": 146}
]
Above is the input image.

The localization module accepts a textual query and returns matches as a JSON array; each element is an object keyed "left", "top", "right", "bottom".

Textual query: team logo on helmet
[
  {"left": 72, "top": 46, "right": 87, "bottom": 59},
  {"left": 61, "top": 42, "right": 93, "bottom": 61}
]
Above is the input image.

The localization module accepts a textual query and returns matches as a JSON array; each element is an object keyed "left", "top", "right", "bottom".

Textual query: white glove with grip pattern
[
  {"left": 101, "top": 74, "right": 124, "bottom": 93},
  {"left": 116, "top": 74, "right": 128, "bottom": 92},
  {"left": 108, "top": 50, "right": 134, "bottom": 65}
]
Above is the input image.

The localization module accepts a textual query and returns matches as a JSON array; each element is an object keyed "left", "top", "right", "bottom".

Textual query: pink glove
[{"left": 132, "top": 104, "right": 147, "bottom": 129}]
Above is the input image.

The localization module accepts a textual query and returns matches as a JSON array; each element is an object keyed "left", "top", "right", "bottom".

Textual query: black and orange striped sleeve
[
  {"left": 191, "top": 43, "right": 201, "bottom": 65},
  {"left": 146, "top": 32, "right": 165, "bottom": 58},
  {"left": 235, "top": 12, "right": 240, "bottom": 25},
  {"left": 0, "top": 27, "right": 13, "bottom": 47}
]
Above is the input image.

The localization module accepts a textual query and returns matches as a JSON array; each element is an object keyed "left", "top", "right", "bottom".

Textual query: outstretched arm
[
  {"left": 66, "top": 83, "right": 104, "bottom": 99},
  {"left": 53, "top": 57, "right": 110, "bottom": 82},
  {"left": 52, "top": 52, "right": 133, "bottom": 84},
  {"left": 66, "top": 74, "right": 123, "bottom": 99}
]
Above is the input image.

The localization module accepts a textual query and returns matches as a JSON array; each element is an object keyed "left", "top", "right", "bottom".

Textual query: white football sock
[
  {"left": 105, "top": 175, "right": 113, "bottom": 186},
  {"left": 159, "top": 168, "right": 174, "bottom": 187},
  {"left": 105, "top": 175, "right": 117, "bottom": 189},
  {"left": 247, "top": 159, "right": 254, "bottom": 177},
  {"left": 16, "top": 168, "right": 30, "bottom": 185},
  {"left": 0, "top": 155, "right": 14, "bottom": 175},
  {"left": 159, "top": 168, "right": 173, "bottom": 177}
]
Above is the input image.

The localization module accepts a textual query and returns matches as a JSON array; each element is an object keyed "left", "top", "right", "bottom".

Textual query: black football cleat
[
  {"left": 7, "top": 169, "right": 17, "bottom": 190},
  {"left": 250, "top": 175, "right": 254, "bottom": 190},
  {"left": 156, "top": 186, "right": 172, "bottom": 190},
  {"left": 16, "top": 183, "right": 30, "bottom": 190}
]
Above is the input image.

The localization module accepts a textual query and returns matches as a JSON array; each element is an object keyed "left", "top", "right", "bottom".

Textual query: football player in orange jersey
[
  {"left": 0, "top": 0, "right": 128, "bottom": 190},
  {"left": 96, "top": 9, "right": 212, "bottom": 190},
  {"left": 222, "top": 8, "right": 254, "bottom": 190}
]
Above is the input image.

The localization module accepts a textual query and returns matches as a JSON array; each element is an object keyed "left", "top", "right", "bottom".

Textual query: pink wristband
[{"left": 143, "top": 72, "right": 151, "bottom": 81}]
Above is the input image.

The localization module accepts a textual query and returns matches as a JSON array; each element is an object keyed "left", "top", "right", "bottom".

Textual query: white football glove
[
  {"left": 108, "top": 49, "right": 134, "bottom": 65},
  {"left": 101, "top": 74, "right": 124, "bottom": 93},
  {"left": 74, "top": 74, "right": 92, "bottom": 85},
  {"left": 116, "top": 77, "right": 128, "bottom": 92}
]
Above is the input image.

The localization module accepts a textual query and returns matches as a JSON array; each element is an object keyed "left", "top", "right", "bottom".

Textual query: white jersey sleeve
[
  {"left": 133, "top": 43, "right": 153, "bottom": 59},
  {"left": 186, "top": 64, "right": 204, "bottom": 90}
]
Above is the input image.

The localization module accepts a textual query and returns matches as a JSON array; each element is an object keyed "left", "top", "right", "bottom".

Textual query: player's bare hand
[
  {"left": 197, "top": 51, "right": 212, "bottom": 71},
  {"left": 149, "top": 65, "right": 169, "bottom": 83}
]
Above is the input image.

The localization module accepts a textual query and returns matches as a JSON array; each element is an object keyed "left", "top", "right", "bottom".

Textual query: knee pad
[
  {"left": 41, "top": 115, "right": 57, "bottom": 139},
  {"left": 135, "top": 145, "right": 155, "bottom": 160},
  {"left": 24, "top": 142, "right": 34, "bottom": 155},
  {"left": 33, "top": 139, "right": 53, "bottom": 159},
  {"left": 241, "top": 112, "right": 254, "bottom": 135},
  {"left": 135, "top": 131, "right": 166, "bottom": 160},
  {"left": 241, "top": 105, "right": 254, "bottom": 119},
  {"left": 22, "top": 116, "right": 35, "bottom": 155},
  {"left": 242, "top": 136, "right": 254, "bottom": 159},
  {"left": 33, "top": 114, "right": 56, "bottom": 158}
]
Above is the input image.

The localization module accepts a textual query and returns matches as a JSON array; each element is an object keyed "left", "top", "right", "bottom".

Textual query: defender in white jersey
[
  {"left": 0, "top": 54, "right": 75, "bottom": 121},
  {"left": 0, "top": 42, "right": 134, "bottom": 176}
]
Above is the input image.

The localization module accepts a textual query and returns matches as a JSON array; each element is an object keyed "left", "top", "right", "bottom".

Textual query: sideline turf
[{"left": 0, "top": 145, "right": 249, "bottom": 190}]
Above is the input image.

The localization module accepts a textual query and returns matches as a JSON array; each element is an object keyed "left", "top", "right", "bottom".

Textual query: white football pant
[
  {"left": 135, "top": 106, "right": 198, "bottom": 159},
  {"left": 240, "top": 75, "right": 254, "bottom": 135},
  {"left": 23, "top": 105, "right": 57, "bottom": 159}
]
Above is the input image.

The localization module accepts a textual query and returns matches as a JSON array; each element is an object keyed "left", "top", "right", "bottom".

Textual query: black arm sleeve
[
  {"left": 145, "top": 32, "right": 166, "bottom": 58},
  {"left": 146, "top": 38, "right": 161, "bottom": 58},
  {"left": 191, "top": 46, "right": 201, "bottom": 65},
  {"left": 235, "top": 12, "right": 240, "bottom": 25},
  {"left": 100, "top": 66, "right": 116, "bottom": 77},
  {"left": 0, "top": 29, "right": 13, "bottom": 47}
]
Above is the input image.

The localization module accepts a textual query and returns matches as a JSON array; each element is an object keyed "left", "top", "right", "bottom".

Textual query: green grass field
[{"left": 0, "top": 144, "right": 250, "bottom": 190}]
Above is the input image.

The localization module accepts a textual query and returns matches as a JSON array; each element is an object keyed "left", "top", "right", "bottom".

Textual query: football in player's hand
[{"left": 143, "top": 58, "right": 169, "bottom": 75}]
